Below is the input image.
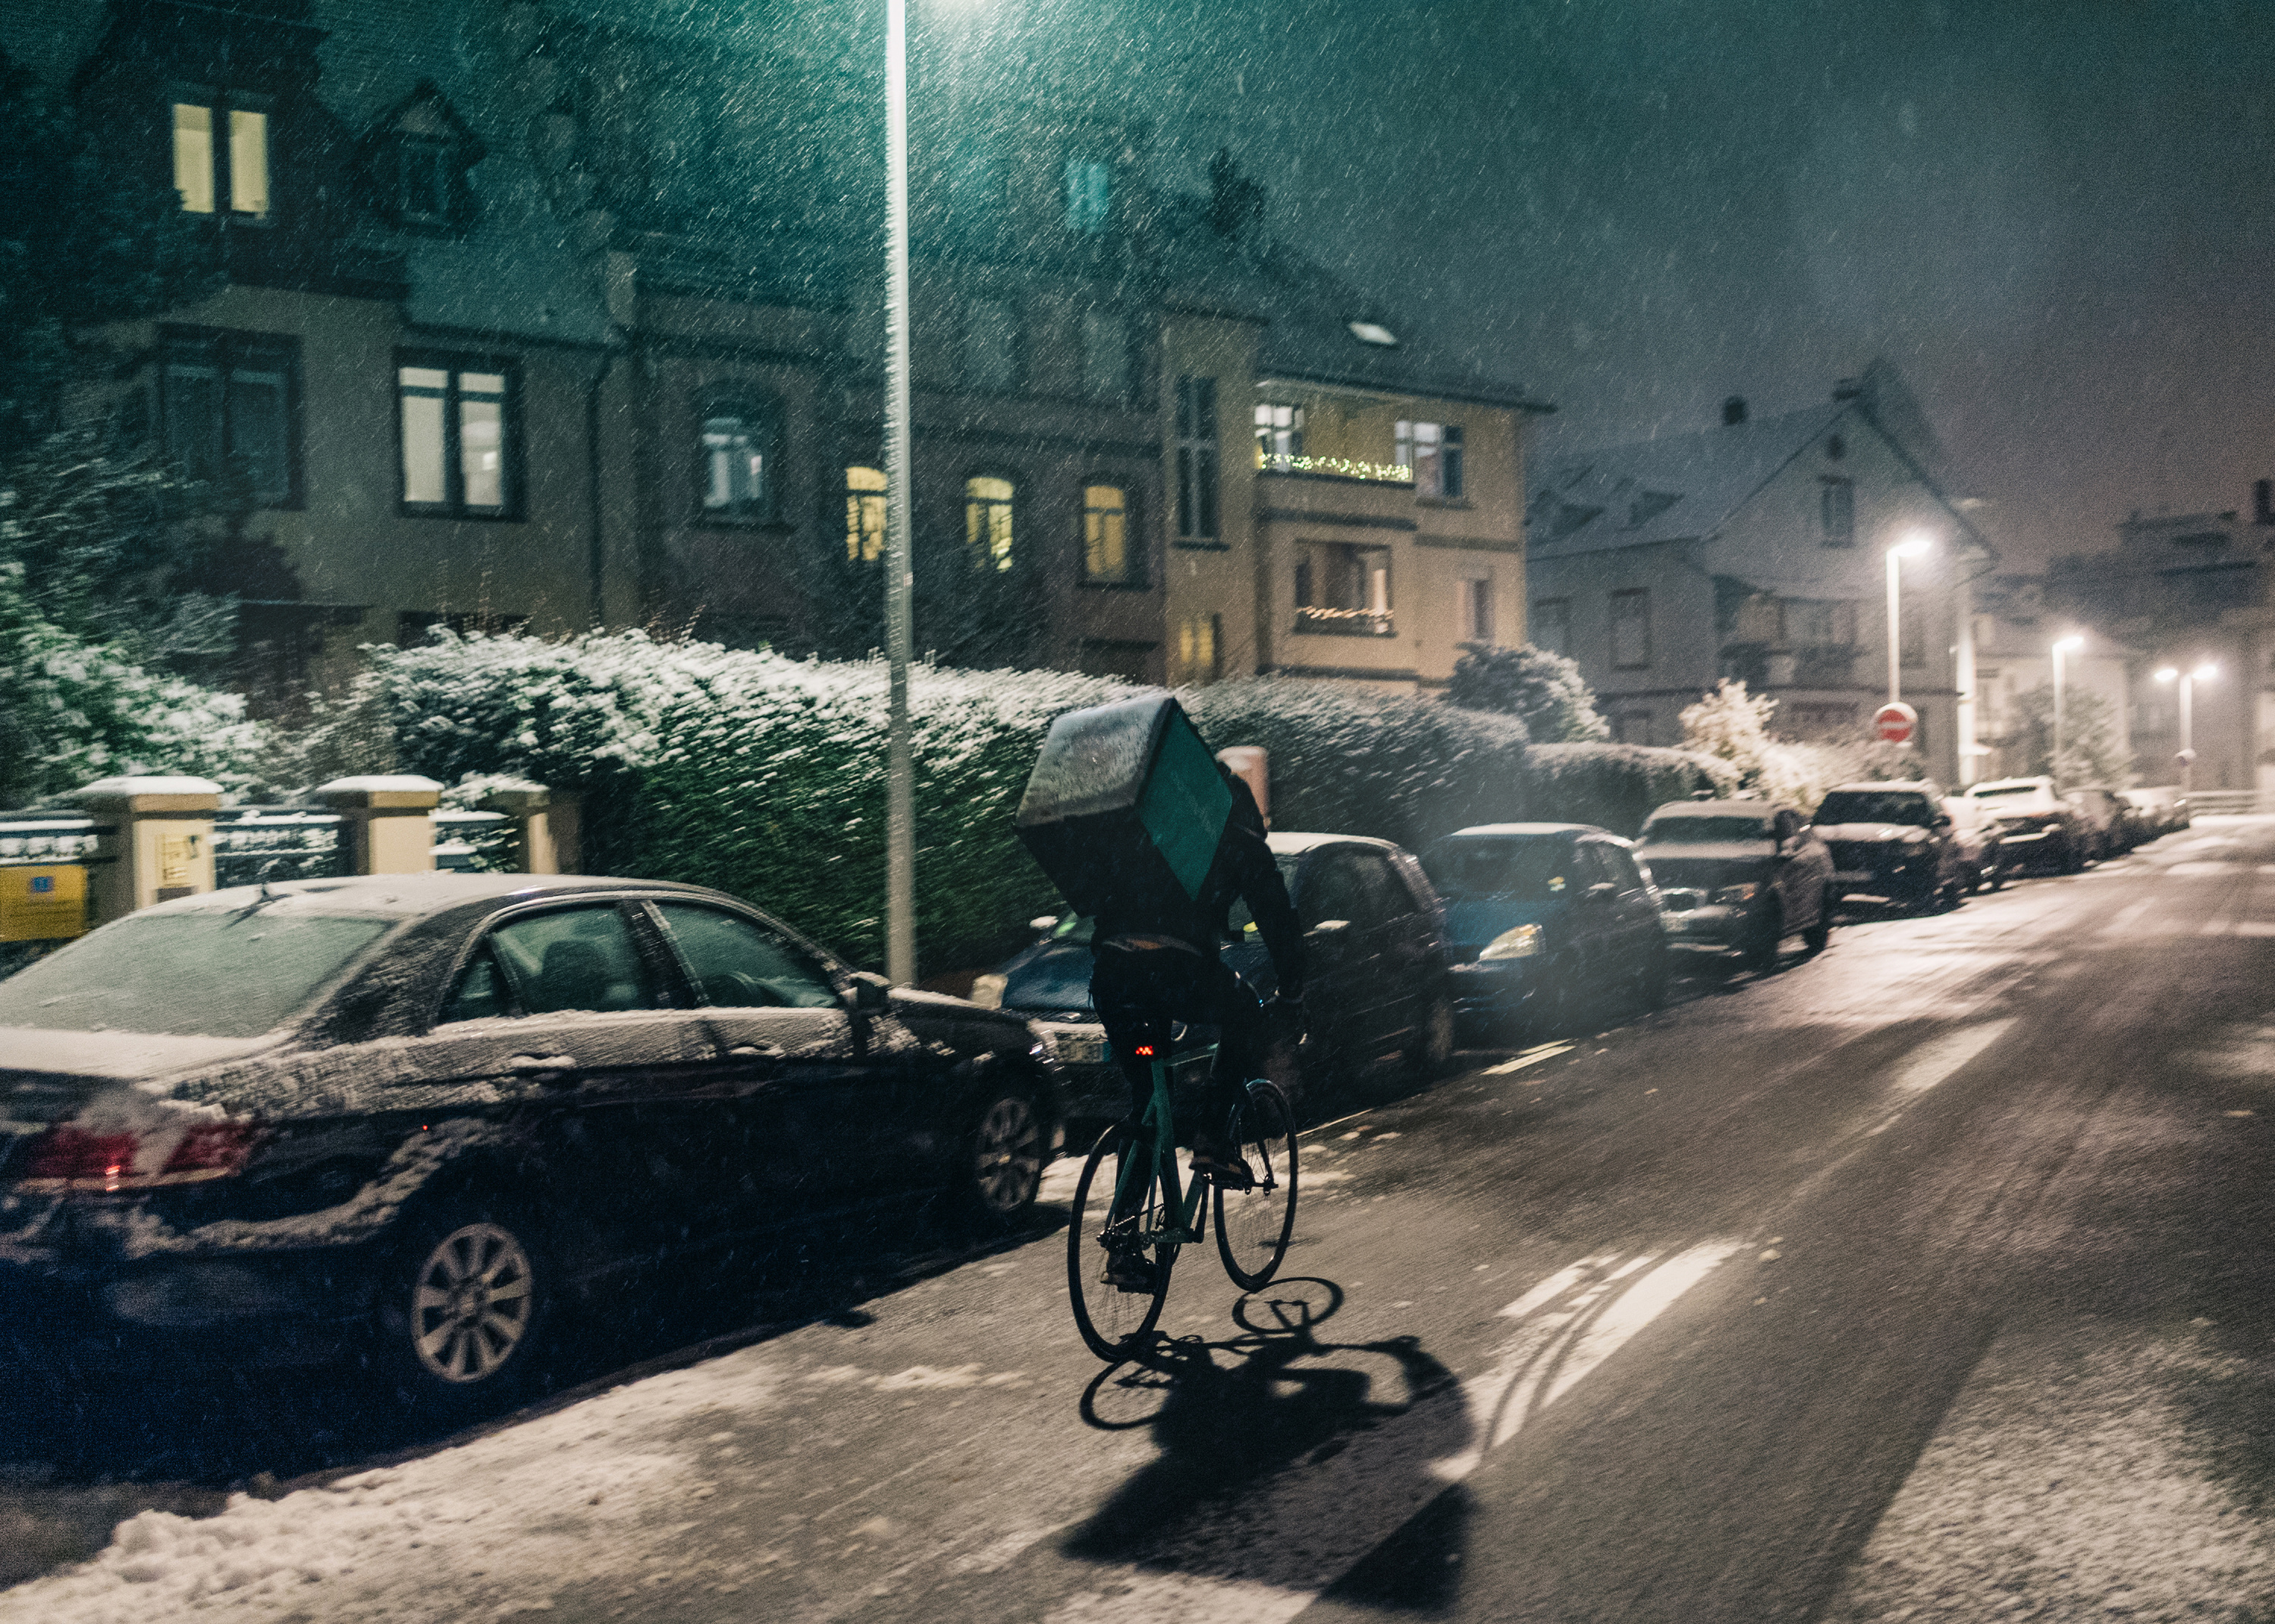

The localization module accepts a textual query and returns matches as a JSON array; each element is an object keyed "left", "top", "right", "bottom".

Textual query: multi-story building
[
  {"left": 15, "top": 0, "right": 1542, "bottom": 705},
  {"left": 2048, "top": 491, "right": 2275, "bottom": 795},
  {"left": 1524, "top": 363, "right": 1994, "bottom": 784},
  {"left": 1966, "top": 577, "right": 2134, "bottom": 783}
]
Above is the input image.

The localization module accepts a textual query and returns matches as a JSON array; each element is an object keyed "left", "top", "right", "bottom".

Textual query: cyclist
[{"left": 1089, "top": 763, "right": 1306, "bottom": 1218}]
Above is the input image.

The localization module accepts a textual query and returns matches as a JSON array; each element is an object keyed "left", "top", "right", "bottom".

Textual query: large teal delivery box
[{"left": 1015, "top": 695, "right": 1235, "bottom": 920}]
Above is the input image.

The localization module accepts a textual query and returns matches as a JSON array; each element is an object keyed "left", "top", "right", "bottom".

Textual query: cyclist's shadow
[{"left": 1066, "top": 1278, "right": 1473, "bottom": 1613}]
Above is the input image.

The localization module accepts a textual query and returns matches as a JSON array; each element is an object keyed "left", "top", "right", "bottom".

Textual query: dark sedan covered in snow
[
  {"left": 1634, "top": 801, "right": 1836, "bottom": 968},
  {"left": 0, "top": 875, "right": 1062, "bottom": 1410}
]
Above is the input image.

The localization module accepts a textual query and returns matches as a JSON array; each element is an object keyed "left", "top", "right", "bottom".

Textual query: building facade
[
  {"left": 14, "top": 0, "right": 1543, "bottom": 706},
  {"left": 1525, "top": 365, "right": 1994, "bottom": 785}
]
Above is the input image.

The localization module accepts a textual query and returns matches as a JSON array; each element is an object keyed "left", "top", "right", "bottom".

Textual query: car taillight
[{"left": 14, "top": 1119, "right": 263, "bottom": 1194}]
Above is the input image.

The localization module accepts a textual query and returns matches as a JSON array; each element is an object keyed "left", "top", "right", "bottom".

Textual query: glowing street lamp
[
  {"left": 2051, "top": 635, "right": 2085, "bottom": 785},
  {"left": 1885, "top": 533, "right": 1933, "bottom": 705},
  {"left": 2153, "top": 661, "right": 2218, "bottom": 795}
]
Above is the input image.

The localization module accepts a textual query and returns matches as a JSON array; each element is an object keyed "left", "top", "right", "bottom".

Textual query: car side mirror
[{"left": 844, "top": 970, "right": 892, "bottom": 1014}]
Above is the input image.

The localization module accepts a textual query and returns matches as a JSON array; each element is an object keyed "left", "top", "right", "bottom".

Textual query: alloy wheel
[
  {"left": 971, "top": 1094, "right": 1043, "bottom": 1215},
  {"left": 409, "top": 1222, "right": 537, "bottom": 1385}
]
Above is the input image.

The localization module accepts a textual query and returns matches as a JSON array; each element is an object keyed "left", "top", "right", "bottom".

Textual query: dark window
[
  {"left": 1610, "top": 588, "right": 1652, "bottom": 669},
  {"left": 1532, "top": 597, "right": 1571, "bottom": 657},
  {"left": 396, "top": 136, "right": 453, "bottom": 226},
  {"left": 963, "top": 298, "right": 1020, "bottom": 392},
  {"left": 161, "top": 329, "right": 299, "bottom": 506},
  {"left": 1461, "top": 577, "right": 1494, "bottom": 643},
  {"left": 1082, "top": 484, "right": 1132, "bottom": 584},
  {"left": 448, "top": 905, "right": 658, "bottom": 1020},
  {"left": 1397, "top": 420, "right": 1464, "bottom": 499},
  {"left": 1175, "top": 376, "right": 1219, "bottom": 540},
  {"left": 1820, "top": 477, "right": 1855, "bottom": 546},
  {"left": 171, "top": 89, "right": 269, "bottom": 219},
  {"left": 1081, "top": 309, "right": 1129, "bottom": 403},
  {"left": 1063, "top": 157, "right": 1112, "bottom": 233},
  {"left": 399, "top": 359, "right": 518, "bottom": 518},
  {"left": 652, "top": 904, "right": 839, "bottom": 1008},
  {"left": 1612, "top": 711, "right": 1653, "bottom": 744},
  {"left": 698, "top": 403, "right": 778, "bottom": 522}
]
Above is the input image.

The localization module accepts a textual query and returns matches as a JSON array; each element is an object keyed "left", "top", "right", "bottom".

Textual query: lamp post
[
  {"left": 883, "top": 0, "right": 916, "bottom": 985},
  {"left": 2051, "top": 634, "right": 2085, "bottom": 786},
  {"left": 1885, "top": 534, "right": 1932, "bottom": 706},
  {"left": 2153, "top": 661, "right": 2217, "bottom": 795}
]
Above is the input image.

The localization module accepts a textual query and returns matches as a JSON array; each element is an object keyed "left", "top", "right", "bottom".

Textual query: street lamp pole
[
  {"left": 2051, "top": 635, "right": 2083, "bottom": 786},
  {"left": 883, "top": 0, "right": 916, "bottom": 985},
  {"left": 1884, "top": 535, "right": 1931, "bottom": 706}
]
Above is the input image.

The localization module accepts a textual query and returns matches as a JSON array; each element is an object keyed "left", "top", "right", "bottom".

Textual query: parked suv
[
  {"left": 1634, "top": 801, "right": 1834, "bottom": 970},
  {"left": 1812, "top": 781, "right": 1969, "bottom": 911},
  {"left": 1966, "top": 777, "right": 2086, "bottom": 873}
]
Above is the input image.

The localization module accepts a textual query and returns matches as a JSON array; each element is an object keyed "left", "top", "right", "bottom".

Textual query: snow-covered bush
[
  {"left": 1525, "top": 741, "right": 1741, "bottom": 834},
  {"left": 1677, "top": 679, "right": 1922, "bottom": 812},
  {"left": 1444, "top": 644, "right": 1611, "bottom": 742}
]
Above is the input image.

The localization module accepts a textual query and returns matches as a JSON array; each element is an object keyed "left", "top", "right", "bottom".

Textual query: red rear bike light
[
  {"left": 1131, "top": 1044, "right": 1156, "bottom": 1058},
  {"left": 14, "top": 1119, "right": 263, "bottom": 1194}
]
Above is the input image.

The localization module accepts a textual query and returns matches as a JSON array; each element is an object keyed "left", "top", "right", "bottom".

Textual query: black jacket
[{"left": 1095, "top": 776, "right": 1306, "bottom": 998}]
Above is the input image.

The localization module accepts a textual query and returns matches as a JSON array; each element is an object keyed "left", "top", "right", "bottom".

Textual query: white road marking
[
  {"left": 2235, "top": 922, "right": 2275, "bottom": 937},
  {"left": 1044, "top": 1243, "right": 1741, "bottom": 1624},
  {"left": 1483, "top": 1042, "right": 1574, "bottom": 1075},
  {"left": 1864, "top": 1020, "right": 2016, "bottom": 1136},
  {"left": 2199, "top": 917, "right": 2230, "bottom": 935},
  {"left": 2101, "top": 899, "right": 2154, "bottom": 937}
]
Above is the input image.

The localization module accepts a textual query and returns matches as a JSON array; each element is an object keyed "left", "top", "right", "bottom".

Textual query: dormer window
[
  {"left": 171, "top": 90, "right": 270, "bottom": 219},
  {"left": 361, "top": 81, "right": 485, "bottom": 234},
  {"left": 1064, "top": 158, "right": 1111, "bottom": 234}
]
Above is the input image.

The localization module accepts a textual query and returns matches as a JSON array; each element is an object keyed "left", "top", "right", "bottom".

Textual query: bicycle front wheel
[
  {"left": 1215, "top": 1080, "right": 1298, "bottom": 1291},
  {"left": 1066, "top": 1123, "right": 1172, "bottom": 1361}
]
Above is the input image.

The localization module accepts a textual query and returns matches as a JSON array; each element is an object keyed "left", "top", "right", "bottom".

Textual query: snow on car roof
[
  {"left": 152, "top": 873, "right": 708, "bottom": 919},
  {"left": 1266, "top": 832, "right": 1403, "bottom": 854},
  {"left": 1439, "top": 823, "right": 1599, "bottom": 839}
]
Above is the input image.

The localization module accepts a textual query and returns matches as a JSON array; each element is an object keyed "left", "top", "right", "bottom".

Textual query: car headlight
[
  {"left": 969, "top": 973, "right": 1007, "bottom": 1009},
  {"left": 1479, "top": 923, "right": 1544, "bottom": 961},
  {"left": 1712, "top": 883, "right": 1760, "bottom": 907}
]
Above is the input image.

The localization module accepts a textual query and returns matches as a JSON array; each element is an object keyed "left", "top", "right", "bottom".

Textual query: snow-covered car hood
[
  {"left": 0, "top": 1027, "right": 284, "bottom": 1086},
  {"left": 1636, "top": 842, "right": 1778, "bottom": 864},
  {"left": 1815, "top": 823, "right": 1931, "bottom": 844}
]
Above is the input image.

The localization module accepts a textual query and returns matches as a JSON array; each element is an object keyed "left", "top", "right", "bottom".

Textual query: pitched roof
[{"left": 1528, "top": 403, "right": 1850, "bottom": 558}]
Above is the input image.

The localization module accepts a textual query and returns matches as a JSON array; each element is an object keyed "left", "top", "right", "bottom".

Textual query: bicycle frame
[{"left": 1109, "top": 1044, "right": 1216, "bottom": 1253}]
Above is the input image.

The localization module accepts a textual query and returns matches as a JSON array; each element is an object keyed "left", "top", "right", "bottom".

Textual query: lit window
[
  {"left": 1081, "top": 309, "right": 1128, "bottom": 403},
  {"left": 963, "top": 299, "right": 1019, "bottom": 393},
  {"left": 1178, "top": 614, "right": 1222, "bottom": 681},
  {"left": 700, "top": 411, "right": 773, "bottom": 519},
  {"left": 1461, "top": 577, "right": 1494, "bottom": 644},
  {"left": 161, "top": 329, "right": 298, "bottom": 506},
  {"left": 1064, "top": 158, "right": 1111, "bottom": 234},
  {"left": 399, "top": 360, "right": 516, "bottom": 517},
  {"left": 846, "top": 466, "right": 887, "bottom": 563},
  {"left": 1610, "top": 588, "right": 1652, "bottom": 669},
  {"left": 171, "top": 95, "right": 268, "bottom": 218},
  {"left": 1395, "top": 420, "right": 1464, "bottom": 499},
  {"left": 1175, "top": 377, "right": 1218, "bottom": 541},
  {"left": 1255, "top": 403, "right": 1304, "bottom": 470},
  {"left": 1295, "top": 542, "right": 1393, "bottom": 636},
  {"left": 965, "top": 476, "right": 1015, "bottom": 571},
  {"left": 1082, "top": 484, "right": 1130, "bottom": 584}
]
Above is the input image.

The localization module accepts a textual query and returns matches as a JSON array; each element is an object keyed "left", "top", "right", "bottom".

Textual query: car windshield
[
  {"left": 1637, "top": 816, "right": 1773, "bottom": 845},
  {"left": 1815, "top": 792, "right": 1934, "bottom": 826},
  {"left": 1421, "top": 839, "right": 1574, "bottom": 900},
  {"left": 1972, "top": 785, "right": 2044, "bottom": 801},
  {"left": 0, "top": 911, "right": 393, "bottom": 1037}
]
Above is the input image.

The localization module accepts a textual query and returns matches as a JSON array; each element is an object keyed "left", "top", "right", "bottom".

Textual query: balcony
[
  {"left": 1294, "top": 606, "right": 1396, "bottom": 638},
  {"left": 1719, "top": 644, "right": 1859, "bottom": 689},
  {"left": 1257, "top": 453, "right": 1414, "bottom": 485}
]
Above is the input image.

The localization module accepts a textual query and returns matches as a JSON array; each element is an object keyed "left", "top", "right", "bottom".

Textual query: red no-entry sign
[{"left": 1874, "top": 701, "right": 1918, "bottom": 744}]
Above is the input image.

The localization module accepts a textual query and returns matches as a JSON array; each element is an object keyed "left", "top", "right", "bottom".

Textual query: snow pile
[{"left": 2, "top": 1345, "right": 789, "bottom": 1623}]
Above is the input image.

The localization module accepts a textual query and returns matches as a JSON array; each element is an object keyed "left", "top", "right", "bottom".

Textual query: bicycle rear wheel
[
  {"left": 1215, "top": 1080, "right": 1298, "bottom": 1291},
  {"left": 1066, "top": 1123, "right": 1172, "bottom": 1361}
]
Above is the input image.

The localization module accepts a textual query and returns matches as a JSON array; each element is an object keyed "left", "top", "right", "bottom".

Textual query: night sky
[{"left": 905, "top": 0, "right": 2275, "bottom": 570}]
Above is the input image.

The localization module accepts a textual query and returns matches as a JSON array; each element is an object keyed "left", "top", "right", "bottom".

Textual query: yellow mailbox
[{"left": 0, "top": 865, "right": 87, "bottom": 942}]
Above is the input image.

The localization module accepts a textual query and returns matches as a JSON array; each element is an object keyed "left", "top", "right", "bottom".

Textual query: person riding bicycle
[{"left": 1088, "top": 761, "right": 1307, "bottom": 1199}]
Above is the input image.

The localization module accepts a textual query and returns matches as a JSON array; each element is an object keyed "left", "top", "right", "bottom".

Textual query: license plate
[{"left": 1056, "top": 1032, "right": 1107, "bottom": 1065}]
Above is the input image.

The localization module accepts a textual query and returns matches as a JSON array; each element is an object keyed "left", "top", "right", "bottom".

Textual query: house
[
  {"left": 1966, "top": 577, "right": 2134, "bottom": 784},
  {"left": 14, "top": 0, "right": 1545, "bottom": 707},
  {"left": 1523, "top": 362, "right": 1994, "bottom": 785},
  {"left": 2048, "top": 490, "right": 2275, "bottom": 795}
]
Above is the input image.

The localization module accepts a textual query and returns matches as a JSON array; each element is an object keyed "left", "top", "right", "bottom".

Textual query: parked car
[
  {"left": 974, "top": 832, "right": 1454, "bottom": 1131},
  {"left": 1634, "top": 801, "right": 1834, "bottom": 969},
  {"left": 0, "top": 874, "right": 1063, "bottom": 1410},
  {"left": 1812, "top": 781, "right": 1971, "bottom": 911},
  {"left": 2122, "top": 785, "right": 2190, "bottom": 837},
  {"left": 1967, "top": 777, "right": 2088, "bottom": 873},
  {"left": 1418, "top": 823, "right": 1669, "bottom": 1039},
  {"left": 2062, "top": 785, "right": 2134, "bottom": 861},
  {"left": 1940, "top": 795, "right": 2010, "bottom": 892}
]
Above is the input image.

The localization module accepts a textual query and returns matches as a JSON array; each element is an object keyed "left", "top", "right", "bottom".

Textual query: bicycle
[{"left": 1065, "top": 1037, "right": 1299, "bottom": 1362}]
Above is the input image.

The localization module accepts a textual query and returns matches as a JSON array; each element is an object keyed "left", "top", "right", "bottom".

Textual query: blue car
[{"left": 1419, "top": 823, "right": 1671, "bottom": 1039}]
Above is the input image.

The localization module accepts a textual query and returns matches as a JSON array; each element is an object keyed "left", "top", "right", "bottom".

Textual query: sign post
[{"left": 1874, "top": 701, "right": 1918, "bottom": 745}]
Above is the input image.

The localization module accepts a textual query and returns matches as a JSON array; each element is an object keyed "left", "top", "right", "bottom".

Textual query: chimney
[
  {"left": 1721, "top": 395, "right": 1747, "bottom": 427},
  {"left": 2255, "top": 478, "right": 2273, "bottom": 527}
]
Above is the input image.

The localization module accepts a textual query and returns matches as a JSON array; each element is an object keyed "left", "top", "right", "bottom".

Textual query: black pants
[{"left": 1090, "top": 939, "right": 1266, "bottom": 1130}]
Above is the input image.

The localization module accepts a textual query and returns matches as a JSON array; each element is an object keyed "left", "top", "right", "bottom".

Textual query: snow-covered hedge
[{"left": 336, "top": 633, "right": 1731, "bottom": 970}]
